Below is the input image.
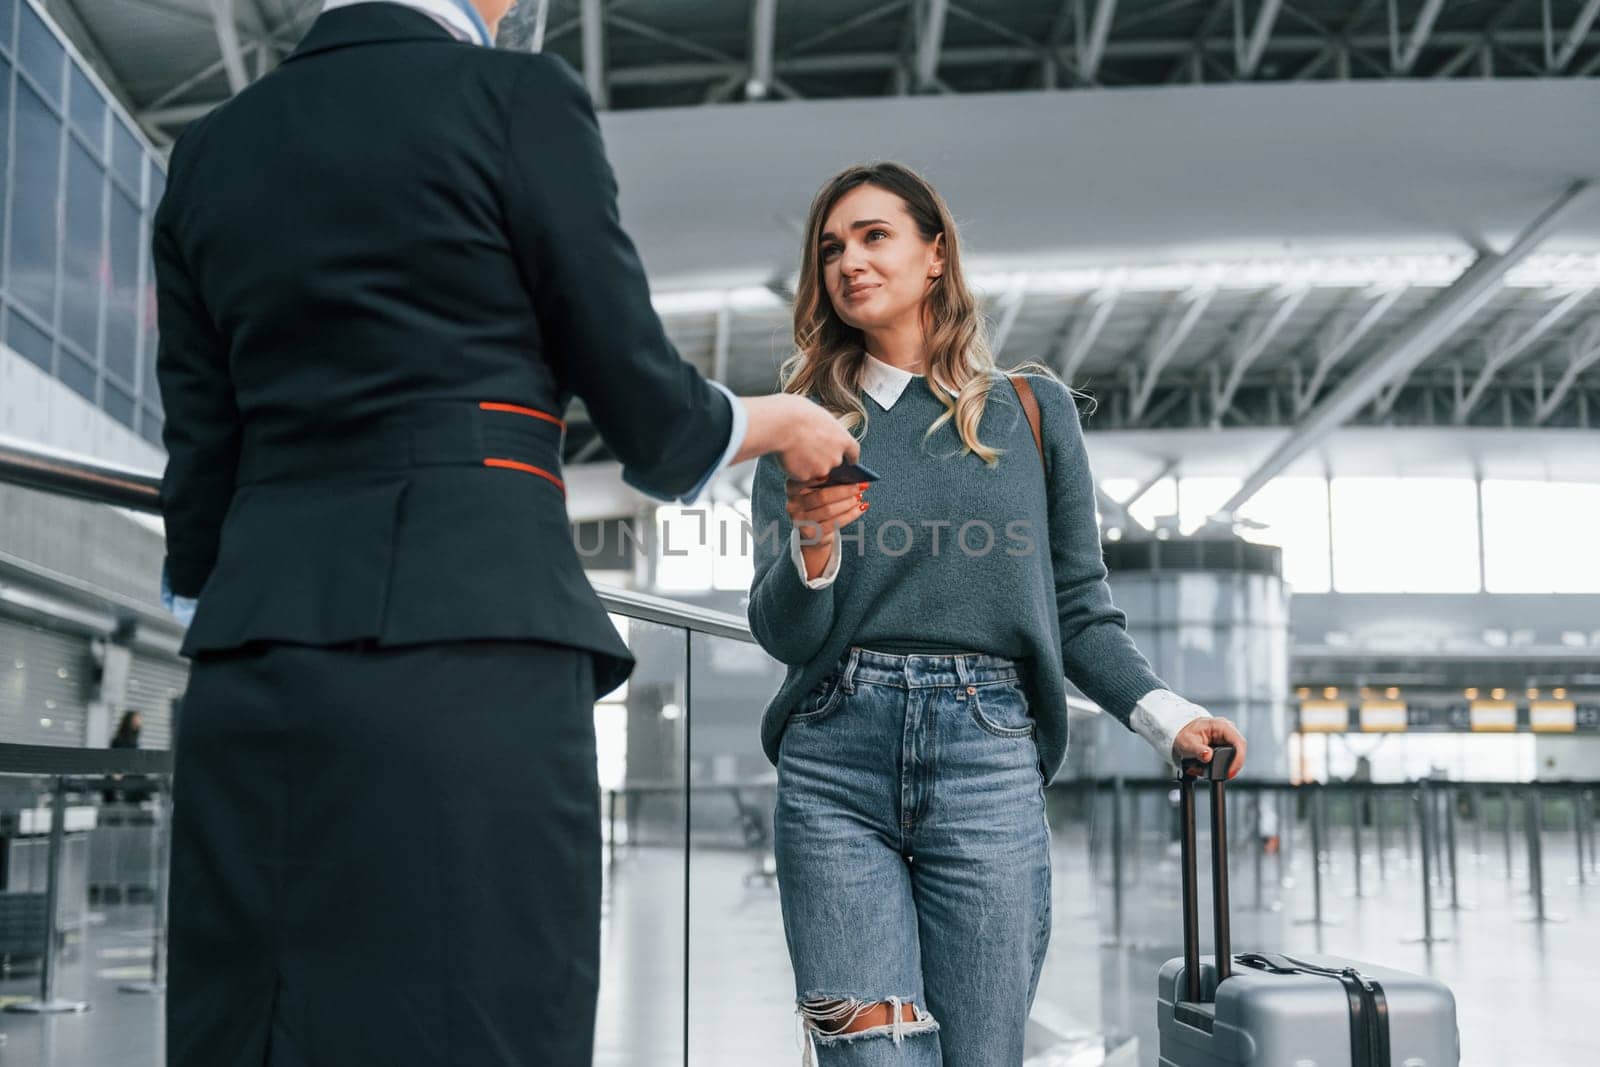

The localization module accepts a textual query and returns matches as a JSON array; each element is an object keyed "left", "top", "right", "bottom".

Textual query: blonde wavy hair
[{"left": 777, "top": 162, "right": 1061, "bottom": 466}]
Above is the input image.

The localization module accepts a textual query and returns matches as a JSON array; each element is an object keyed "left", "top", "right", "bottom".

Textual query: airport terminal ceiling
[{"left": 32, "top": 0, "right": 1600, "bottom": 490}]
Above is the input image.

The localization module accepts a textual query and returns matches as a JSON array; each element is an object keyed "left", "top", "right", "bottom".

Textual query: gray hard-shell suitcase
[{"left": 1157, "top": 749, "right": 1459, "bottom": 1067}]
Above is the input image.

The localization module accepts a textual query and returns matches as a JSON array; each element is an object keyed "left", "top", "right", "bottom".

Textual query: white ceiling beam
[
  {"left": 1077, "top": 0, "right": 1120, "bottom": 82},
  {"left": 1211, "top": 284, "right": 1305, "bottom": 426},
  {"left": 594, "top": 29, "right": 1600, "bottom": 87},
  {"left": 1129, "top": 286, "right": 1216, "bottom": 422},
  {"left": 711, "top": 304, "right": 732, "bottom": 383},
  {"left": 915, "top": 0, "right": 951, "bottom": 91},
  {"left": 1391, "top": 0, "right": 1445, "bottom": 75},
  {"left": 1095, "top": 487, "right": 1135, "bottom": 531},
  {"left": 142, "top": 100, "right": 231, "bottom": 126},
  {"left": 1220, "top": 179, "right": 1597, "bottom": 515},
  {"left": 582, "top": 0, "right": 609, "bottom": 109},
  {"left": 43, "top": 1, "right": 124, "bottom": 99},
  {"left": 1057, "top": 282, "right": 1123, "bottom": 385},
  {"left": 208, "top": 0, "right": 250, "bottom": 95},
  {"left": 1120, "top": 457, "right": 1180, "bottom": 511},
  {"left": 748, "top": 0, "right": 779, "bottom": 98},
  {"left": 988, "top": 279, "right": 1029, "bottom": 358},
  {"left": 1235, "top": 0, "right": 1283, "bottom": 78},
  {"left": 1553, "top": 0, "right": 1600, "bottom": 71},
  {"left": 530, "top": 0, "right": 552, "bottom": 52},
  {"left": 1294, "top": 286, "right": 1404, "bottom": 415},
  {"left": 787, "top": 1, "right": 909, "bottom": 56},
  {"left": 1454, "top": 288, "right": 1590, "bottom": 422},
  {"left": 1431, "top": 40, "right": 1480, "bottom": 78},
  {"left": 1535, "top": 319, "right": 1600, "bottom": 423}
]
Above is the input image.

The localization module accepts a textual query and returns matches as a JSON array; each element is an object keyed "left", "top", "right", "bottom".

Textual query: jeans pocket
[
  {"left": 790, "top": 673, "right": 846, "bottom": 725},
  {"left": 970, "top": 681, "right": 1035, "bottom": 739}
]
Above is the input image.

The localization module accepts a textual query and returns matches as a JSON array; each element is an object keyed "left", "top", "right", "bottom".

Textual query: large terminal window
[{"left": 0, "top": 0, "right": 165, "bottom": 446}]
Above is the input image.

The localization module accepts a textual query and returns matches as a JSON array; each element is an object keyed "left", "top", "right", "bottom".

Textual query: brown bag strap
[{"left": 1008, "top": 374, "right": 1045, "bottom": 471}]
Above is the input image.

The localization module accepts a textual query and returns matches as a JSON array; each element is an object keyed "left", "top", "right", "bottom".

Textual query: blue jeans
[{"left": 774, "top": 648, "right": 1052, "bottom": 1066}]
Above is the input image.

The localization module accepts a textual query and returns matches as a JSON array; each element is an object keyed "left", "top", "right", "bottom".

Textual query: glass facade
[{"left": 0, "top": 0, "right": 166, "bottom": 448}]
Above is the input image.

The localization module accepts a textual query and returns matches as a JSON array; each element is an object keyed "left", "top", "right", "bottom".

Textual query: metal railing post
[
  {"left": 121, "top": 781, "right": 170, "bottom": 995},
  {"left": 4, "top": 778, "right": 90, "bottom": 1014}
]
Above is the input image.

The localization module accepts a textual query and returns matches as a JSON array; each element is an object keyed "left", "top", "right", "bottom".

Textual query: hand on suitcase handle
[{"left": 1173, "top": 716, "right": 1247, "bottom": 779}]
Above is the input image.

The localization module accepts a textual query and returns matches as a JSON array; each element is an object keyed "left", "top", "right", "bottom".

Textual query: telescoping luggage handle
[{"left": 1177, "top": 746, "right": 1236, "bottom": 1006}]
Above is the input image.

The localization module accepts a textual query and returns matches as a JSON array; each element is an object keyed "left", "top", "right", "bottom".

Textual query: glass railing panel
[
  {"left": 0, "top": 762, "right": 170, "bottom": 1066},
  {"left": 684, "top": 629, "right": 790, "bottom": 1065},
  {"left": 593, "top": 615, "right": 688, "bottom": 1067}
]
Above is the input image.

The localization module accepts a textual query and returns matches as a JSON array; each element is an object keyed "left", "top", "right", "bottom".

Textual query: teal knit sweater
[{"left": 747, "top": 371, "right": 1165, "bottom": 782}]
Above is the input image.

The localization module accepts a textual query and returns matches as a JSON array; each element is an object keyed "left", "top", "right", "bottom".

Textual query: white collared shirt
[
  {"left": 789, "top": 352, "right": 1208, "bottom": 763},
  {"left": 322, "top": 0, "right": 489, "bottom": 46}
]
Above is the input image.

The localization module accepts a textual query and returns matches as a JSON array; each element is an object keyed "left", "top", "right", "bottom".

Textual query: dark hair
[{"left": 114, "top": 710, "right": 141, "bottom": 742}]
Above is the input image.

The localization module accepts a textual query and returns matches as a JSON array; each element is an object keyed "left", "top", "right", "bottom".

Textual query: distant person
[
  {"left": 746, "top": 162, "right": 1248, "bottom": 1065},
  {"left": 102, "top": 710, "right": 147, "bottom": 804},
  {"left": 153, "top": 2, "right": 856, "bottom": 1064},
  {"left": 111, "top": 709, "right": 142, "bottom": 750}
]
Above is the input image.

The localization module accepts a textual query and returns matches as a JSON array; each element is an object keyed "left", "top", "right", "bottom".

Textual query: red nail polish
[
  {"left": 859, "top": 503, "right": 869, "bottom": 511},
  {"left": 858, "top": 482, "right": 869, "bottom": 489}
]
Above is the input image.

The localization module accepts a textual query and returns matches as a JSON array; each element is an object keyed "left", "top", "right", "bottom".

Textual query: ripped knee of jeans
[{"left": 796, "top": 994, "right": 938, "bottom": 1063}]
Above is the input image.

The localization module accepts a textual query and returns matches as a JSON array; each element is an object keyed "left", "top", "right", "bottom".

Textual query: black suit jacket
[{"left": 155, "top": 4, "right": 732, "bottom": 695}]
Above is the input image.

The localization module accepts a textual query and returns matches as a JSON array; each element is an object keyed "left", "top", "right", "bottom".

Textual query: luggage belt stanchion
[
  {"left": 1251, "top": 792, "right": 1266, "bottom": 911},
  {"left": 1521, "top": 785, "right": 1565, "bottom": 923},
  {"left": 1582, "top": 789, "right": 1597, "bottom": 882},
  {"left": 4, "top": 777, "right": 90, "bottom": 1015},
  {"left": 607, "top": 790, "right": 619, "bottom": 866},
  {"left": 1469, "top": 786, "right": 1485, "bottom": 863},
  {"left": 1102, "top": 776, "right": 1126, "bottom": 947},
  {"left": 1580, "top": 790, "right": 1593, "bottom": 883},
  {"left": 1403, "top": 782, "right": 1448, "bottom": 944},
  {"left": 1445, "top": 785, "right": 1470, "bottom": 910},
  {"left": 1277, "top": 788, "right": 1292, "bottom": 892},
  {"left": 1440, "top": 783, "right": 1452, "bottom": 895},
  {"left": 121, "top": 780, "right": 170, "bottom": 995},
  {"left": 1376, "top": 788, "right": 1390, "bottom": 881},
  {"left": 1573, "top": 787, "right": 1590, "bottom": 888},
  {"left": 1502, "top": 786, "right": 1516, "bottom": 877},
  {"left": 1295, "top": 785, "right": 1339, "bottom": 925},
  {"left": 1350, "top": 789, "right": 1365, "bottom": 898}
]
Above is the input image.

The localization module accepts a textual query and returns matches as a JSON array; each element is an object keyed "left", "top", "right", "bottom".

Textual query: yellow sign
[
  {"left": 1469, "top": 700, "right": 1517, "bottom": 732},
  {"left": 1300, "top": 700, "right": 1349, "bottom": 732},
  {"left": 1359, "top": 701, "right": 1407, "bottom": 732},
  {"left": 1530, "top": 700, "right": 1577, "bottom": 733}
]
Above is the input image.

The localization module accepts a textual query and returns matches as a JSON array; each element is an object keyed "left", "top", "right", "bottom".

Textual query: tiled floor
[{"left": 1, "top": 812, "right": 1595, "bottom": 1065}]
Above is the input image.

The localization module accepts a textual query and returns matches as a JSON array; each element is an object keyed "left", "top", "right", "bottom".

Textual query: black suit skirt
[{"left": 166, "top": 640, "right": 600, "bottom": 1066}]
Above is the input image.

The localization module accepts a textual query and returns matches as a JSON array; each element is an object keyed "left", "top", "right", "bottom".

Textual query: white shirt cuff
[
  {"left": 1130, "top": 689, "right": 1210, "bottom": 766},
  {"left": 790, "top": 527, "right": 841, "bottom": 589}
]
